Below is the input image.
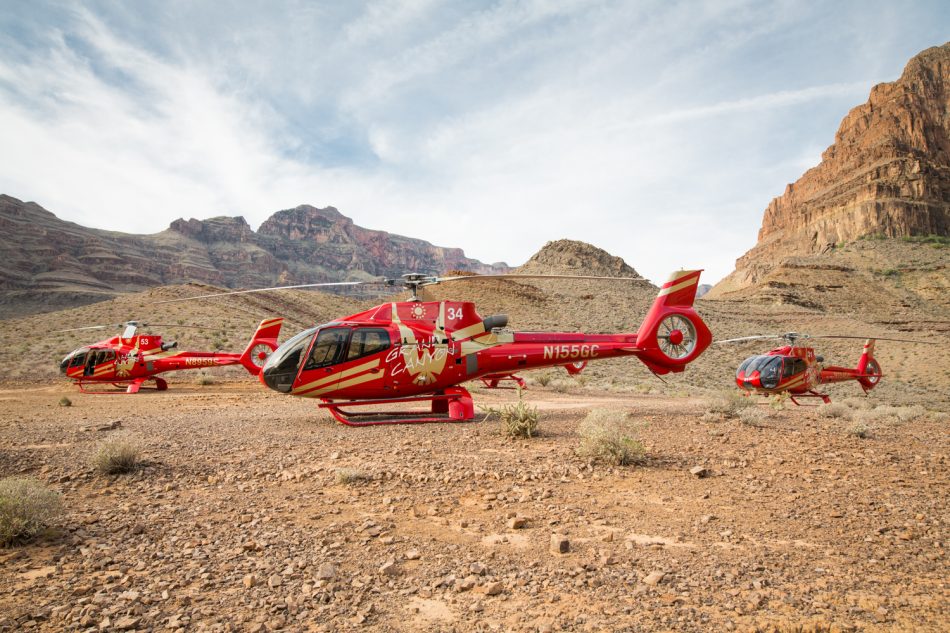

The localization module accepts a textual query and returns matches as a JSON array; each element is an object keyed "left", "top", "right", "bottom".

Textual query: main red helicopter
[
  {"left": 58, "top": 319, "right": 283, "bottom": 393},
  {"left": 720, "top": 332, "right": 921, "bottom": 404},
  {"left": 159, "top": 270, "right": 712, "bottom": 425}
]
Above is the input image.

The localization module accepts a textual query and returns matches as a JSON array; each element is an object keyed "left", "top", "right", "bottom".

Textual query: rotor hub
[{"left": 668, "top": 329, "right": 684, "bottom": 346}]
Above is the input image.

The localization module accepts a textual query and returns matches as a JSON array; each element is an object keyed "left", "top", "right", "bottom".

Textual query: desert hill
[
  {"left": 0, "top": 195, "right": 508, "bottom": 320},
  {"left": 711, "top": 42, "right": 950, "bottom": 300}
]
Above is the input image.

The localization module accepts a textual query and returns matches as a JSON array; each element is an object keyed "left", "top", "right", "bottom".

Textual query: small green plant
[
  {"left": 483, "top": 389, "right": 540, "bottom": 438},
  {"left": 0, "top": 477, "right": 64, "bottom": 547},
  {"left": 768, "top": 392, "right": 789, "bottom": 411},
  {"left": 335, "top": 468, "right": 370, "bottom": 485},
  {"left": 58, "top": 396, "right": 72, "bottom": 407},
  {"left": 92, "top": 436, "right": 142, "bottom": 474},
  {"left": 534, "top": 372, "right": 552, "bottom": 387},
  {"left": 577, "top": 409, "right": 644, "bottom": 466}
]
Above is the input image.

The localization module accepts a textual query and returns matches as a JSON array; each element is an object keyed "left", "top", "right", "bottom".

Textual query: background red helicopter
[
  {"left": 58, "top": 319, "right": 283, "bottom": 393},
  {"left": 160, "top": 270, "right": 711, "bottom": 425},
  {"left": 720, "top": 332, "right": 923, "bottom": 404}
]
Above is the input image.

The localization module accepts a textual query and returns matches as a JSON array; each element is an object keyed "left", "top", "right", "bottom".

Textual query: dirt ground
[{"left": 0, "top": 379, "right": 947, "bottom": 632}]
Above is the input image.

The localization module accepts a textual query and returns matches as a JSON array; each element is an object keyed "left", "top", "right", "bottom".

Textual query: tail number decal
[
  {"left": 185, "top": 358, "right": 218, "bottom": 367},
  {"left": 543, "top": 344, "right": 599, "bottom": 360}
]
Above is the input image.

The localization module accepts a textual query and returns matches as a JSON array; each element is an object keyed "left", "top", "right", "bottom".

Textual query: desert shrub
[
  {"left": 847, "top": 423, "right": 871, "bottom": 439},
  {"left": 738, "top": 407, "right": 769, "bottom": 427},
  {"left": 92, "top": 435, "right": 142, "bottom": 474},
  {"left": 705, "top": 390, "right": 755, "bottom": 419},
  {"left": 0, "top": 477, "right": 63, "bottom": 546},
  {"left": 841, "top": 396, "right": 873, "bottom": 410},
  {"left": 198, "top": 376, "right": 214, "bottom": 386},
  {"left": 549, "top": 379, "right": 571, "bottom": 393},
  {"left": 892, "top": 405, "right": 926, "bottom": 423},
  {"left": 577, "top": 409, "right": 644, "bottom": 466},
  {"left": 700, "top": 411, "right": 721, "bottom": 423},
  {"left": 58, "top": 397, "right": 72, "bottom": 407},
  {"left": 335, "top": 468, "right": 370, "bottom": 485},
  {"left": 534, "top": 372, "right": 552, "bottom": 387},
  {"left": 484, "top": 392, "right": 540, "bottom": 439},
  {"left": 817, "top": 402, "right": 851, "bottom": 420}
]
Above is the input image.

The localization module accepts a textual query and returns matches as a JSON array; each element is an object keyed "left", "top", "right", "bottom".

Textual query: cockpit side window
[
  {"left": 304, "top": 328, "right": 350, "bottom": 370},
  {"left": 68, "top": 352, "right": 87, "bottom": 368},
  {"left": 346, "top": 328, "right": 391, "bottom": 361}
]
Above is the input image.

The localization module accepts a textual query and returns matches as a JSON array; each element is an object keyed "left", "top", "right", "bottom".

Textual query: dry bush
[
  {"left": 0, "top": 477, "right": 64, "bottom": 547},
  {"left": 92, "top": 435, "right": 142, "bottom": 474},
  {"left": 549, "top": 379, "right": 571, "bottom": 393},
  {"left": 892, "top": 404, "right": 926, "bottom": 422},
  {"left": 817, "top": 402, "right": 851, "bottom": 420},
  {"left": 705, "top": 390, "right": 755, "bottom": 419},
  {"left": 841, "top": 396, "right": 873, "bottom": 410},
  {"left": 847, "top": 423, "right": 871, "bottom": 439},
  {"left": 335, "top": 468, "right": 370, "bottom": 485},
  {"left": 484, "top": 392, "right": 540, "bottom": 439},
  {"left": 738, "top": 407, "right": 769, "bottom": 427},
  {"left": 577, "top": 409, "right": 644, "bottom": 466},
  {"left": 58, "top": 396, "right": 72, "bottom": 407}
]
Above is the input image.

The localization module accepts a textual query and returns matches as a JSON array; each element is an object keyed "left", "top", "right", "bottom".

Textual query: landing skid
[
  {"left": 319, "top": 387, "right": 475, "bottom": 426},
  {"left": 789, "top": 390, "right": 831, "bottom": 406},
  {"left": 76, "top": 377, "right": 168, "bottom": 395}
]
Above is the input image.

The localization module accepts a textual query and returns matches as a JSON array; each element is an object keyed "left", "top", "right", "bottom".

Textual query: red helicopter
[
  {"left": 58, "top": 319, "right": 283, "bottom": 393},
  {"left": 721, "top": 332, "right": 921, "bottom": 404},
  {"left": 160, "top": 270, "right": 712, "bottom": 425}
]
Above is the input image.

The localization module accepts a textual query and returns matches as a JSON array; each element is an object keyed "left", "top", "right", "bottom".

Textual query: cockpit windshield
[
  {"left": 261, "top": 327, "right": 317, "bottom": 392},
  {"left": 737, "top": 355, "right": 783, "bottom": 389}
]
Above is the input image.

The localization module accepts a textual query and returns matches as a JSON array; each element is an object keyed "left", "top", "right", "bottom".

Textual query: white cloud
[{"left": 0, "top": 1, "right": 946, "bottom": 286}]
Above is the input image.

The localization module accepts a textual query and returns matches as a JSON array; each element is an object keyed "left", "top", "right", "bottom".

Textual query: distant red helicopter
[
  {"left": 160, "top": 270, "right": 711, "bottom": 425},
  {"left": 721, "top": 332, "right": 921, "bottom": 404},
  {"left": 58, "top": 319, "right": 283, "bottom": 393}
]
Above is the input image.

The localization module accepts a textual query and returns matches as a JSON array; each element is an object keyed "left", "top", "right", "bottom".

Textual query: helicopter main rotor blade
[
  {"left": 53, "top": 325, "right": 111, "bottom": 333},
  {"left": 154, "top": 281, "right": 378, "bottom": 305},
  {"left": 432, "top": 273, "right": 647, "bottom": 284},
  {"left": 714, "top": 335, "right": 783, "bottom": 344},
  {"left": 807, "top": 335, "right": 928, "bottom": 344}
]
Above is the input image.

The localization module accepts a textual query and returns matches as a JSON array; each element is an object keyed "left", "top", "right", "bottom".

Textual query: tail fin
[
  {"left": 634, "top": 270, "right": 712, "bottom": 375},
  {"left": 239, "top": 318, "right": 284, "bottom": 375},
  {"left": 855, "top": 339, "right": 882, "bottom": 392}
]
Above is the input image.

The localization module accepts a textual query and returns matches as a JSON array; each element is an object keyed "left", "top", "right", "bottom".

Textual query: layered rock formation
[
  {"left": 713, "top": 42, "right": 950, "bottom": 295},
  {"left": 0, "top": 196, "right": 508, "bottom": 318}
]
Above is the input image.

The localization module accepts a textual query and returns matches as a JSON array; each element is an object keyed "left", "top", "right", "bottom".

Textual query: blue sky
[{"left": 1, "top": 1, "right": 947, "bottom": 284}]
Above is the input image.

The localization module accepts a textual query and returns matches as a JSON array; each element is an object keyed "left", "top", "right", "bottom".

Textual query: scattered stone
[
  {"left": 477, "top": 581, "right": 504, "bottom": 596},
  {"left": 550, "top": 535, "right": 570, "bottom": 554},
  {"left": 379, "top": 559, "right": 399, "bottom": 577},
  {"left": 267, "top": 574, "right": 282, "bottom": 588},
  {"left": 243, "top": 574, "right": 256, "bottom": 589},
  {"left": 690, "top": 466, "right": 710, "bottom": 478},
  {"left": 508, "top": 517, "right": 528, "bottom": 529},
  {"left": 643, "top": 571, "right": 665, "bottom": 586},
  {"left": 404, "top": 549, "right": 421, "bottom": 560},
  {"left": 316, "top": 564, "right": 336, "bottom": 580}
]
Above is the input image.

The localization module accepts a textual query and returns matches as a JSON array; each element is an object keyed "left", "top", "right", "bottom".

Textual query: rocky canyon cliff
[
  {"left": 713, "top": 42, "right": 950, "bottom": 297},
  {"left": 0, "top": 196, "right": 508, "bottom": 318}
]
